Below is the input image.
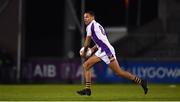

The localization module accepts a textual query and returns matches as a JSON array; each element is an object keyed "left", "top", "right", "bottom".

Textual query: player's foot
[
  {"left": 77, "top": 88, "right": 91, "bottom": 96},
  {"left": 141, "top": 79, "right": 148, "bottom": 95}
]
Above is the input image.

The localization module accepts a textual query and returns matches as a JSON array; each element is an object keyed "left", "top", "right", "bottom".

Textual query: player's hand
[
  {"left": 79, "top": 47, "right": 92, "bottom": 58},
  {"left": 79, "top": 49, "right": 86, "bottom": 58}
]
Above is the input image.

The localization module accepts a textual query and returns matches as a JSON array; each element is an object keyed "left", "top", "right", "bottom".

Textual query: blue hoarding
[
  {"left": 94, "top": 60, "right": 180, "bottom": 83},
  {"left": 21, "top": 59, "right": 180, "bottom": 83}
]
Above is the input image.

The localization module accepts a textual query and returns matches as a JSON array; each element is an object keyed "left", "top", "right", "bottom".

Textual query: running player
[{"left": 77, "top": 11, "right": 148, "bottom": 96}]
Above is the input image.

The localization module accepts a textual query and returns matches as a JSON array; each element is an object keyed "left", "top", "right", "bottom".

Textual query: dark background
[
  {"left": 25, "top": 0, "right": 65, "bottom": 57},
  {"left": 1, "top": 0, "right": 180, "bottom": 83},
  {"left": 24, "top": 0, "right": 158, "bottom": 58}
]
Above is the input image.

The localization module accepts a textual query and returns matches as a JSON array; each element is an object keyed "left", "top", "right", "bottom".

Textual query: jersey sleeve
[{"left": 86, "top": 25, "right": 92, "bottom": 36}]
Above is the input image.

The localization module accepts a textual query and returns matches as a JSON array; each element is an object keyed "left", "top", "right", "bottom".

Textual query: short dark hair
[{"left": 85, "top": 11, "right": 95, "bottom": 17}]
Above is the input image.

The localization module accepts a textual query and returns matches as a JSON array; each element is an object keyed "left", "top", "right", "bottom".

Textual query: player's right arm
[
  {"left": 83, "top": 36, "right": 91, "bottom": 55},
  {"left": 81, "top": 24, "right": 92, "bottom": 56},
  {"left": 80, "top": 36, "right": 91, "bottom": 58}
]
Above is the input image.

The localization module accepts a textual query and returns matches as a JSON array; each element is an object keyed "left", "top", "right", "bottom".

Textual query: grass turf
[{"left": 0, "top": 84, "right": 180, "bottom": 101}]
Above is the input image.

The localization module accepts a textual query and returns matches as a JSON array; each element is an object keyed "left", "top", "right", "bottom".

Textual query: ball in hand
[{"left": 79, "top": 47, "right": 92, "bottom": 57}]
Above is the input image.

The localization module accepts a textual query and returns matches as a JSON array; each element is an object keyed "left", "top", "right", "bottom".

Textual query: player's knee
[{"left": 83, "top": 62, "right": 90, "bottom": 71}]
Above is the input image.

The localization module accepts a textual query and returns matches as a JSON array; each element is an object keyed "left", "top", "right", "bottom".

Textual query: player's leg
[
  {"left": 83, "top": 55, "right": 101, "bottom": 90},
  {"left": 108, "top": 58, "right": 148, "bottom": 94},
  {"left": 77, "top": 54, "right": 101, "bottom": 96},
  {"left": 108, "top": 59, "right": 135, "bottom": 80}
]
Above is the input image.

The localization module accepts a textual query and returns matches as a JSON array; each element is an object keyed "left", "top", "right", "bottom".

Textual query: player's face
[{"left": 84, "top": 13, "right": 94, "bottom": 25}]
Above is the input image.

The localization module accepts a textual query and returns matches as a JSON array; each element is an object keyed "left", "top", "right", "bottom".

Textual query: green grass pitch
[{"left": 0, "top": 84, "right": 180, "bottom": 101}]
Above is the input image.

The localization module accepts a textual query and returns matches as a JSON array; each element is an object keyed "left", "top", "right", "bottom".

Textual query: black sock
[
  {"left": 85, "top": 82, "right": 91, "bottom": 89},
  {"left": 133, "top": 76, "right": 142, "bottom": 84}
]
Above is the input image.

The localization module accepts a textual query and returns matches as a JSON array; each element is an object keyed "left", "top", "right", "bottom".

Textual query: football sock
[
  {"left": 85, "top": 82, "right": 91, "bottom": 89},
  {"left": 133, "top": 76, "right": 142, "bottom": 84}
]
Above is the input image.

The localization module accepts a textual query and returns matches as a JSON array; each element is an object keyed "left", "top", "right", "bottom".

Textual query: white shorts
[{"left": 95, "top": 48, "right": 116, "bottom": 64}]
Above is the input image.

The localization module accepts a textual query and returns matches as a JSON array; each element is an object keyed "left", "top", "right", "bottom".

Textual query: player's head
[{"left": 84, "top": 11, "right": 95, "bottom": 25}]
